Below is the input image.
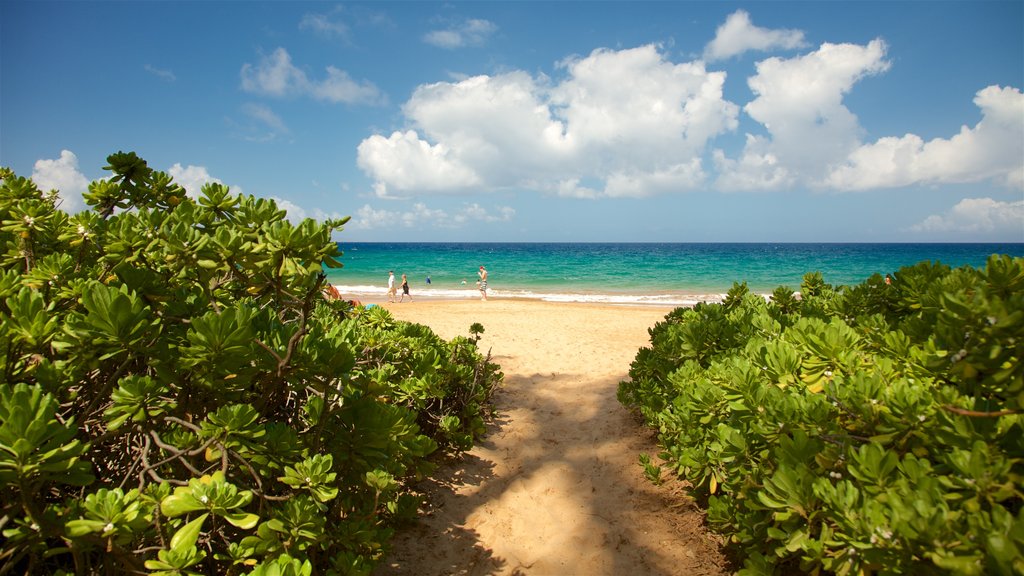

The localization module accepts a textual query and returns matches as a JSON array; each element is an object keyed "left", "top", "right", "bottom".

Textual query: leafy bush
[
  {"left": 0, "top": 153, "right": 501, "bottom": 574},
  {"left": 619, "top": 259, "right": 1023, "bottom": 575}
]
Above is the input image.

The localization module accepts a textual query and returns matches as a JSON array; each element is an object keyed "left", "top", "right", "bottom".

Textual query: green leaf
[
  {"left": 0, "top": 383, "right": 93, "bottom": 487},
  {"left": 170, "top": 513, "right": 208, "bottom": 554},
  {"left": 224, "top": 511, "right": 260, "bottom": 530}
]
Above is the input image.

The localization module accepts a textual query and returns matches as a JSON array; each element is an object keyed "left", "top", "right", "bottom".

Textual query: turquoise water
[{"left": 326, "top": 243, "right": 1024, "bottom": 305}]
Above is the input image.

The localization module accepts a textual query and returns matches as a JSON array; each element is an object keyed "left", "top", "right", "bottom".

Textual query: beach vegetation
[
  {"left": 620, "top": 257, "right": 1023, "bottom": 575},
  {"left": 0, "top": 155, "right": 502, "bottom": 574}
]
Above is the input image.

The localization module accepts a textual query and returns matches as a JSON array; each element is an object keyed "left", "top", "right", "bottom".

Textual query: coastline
[
  {"left": 333, "top": 284, "right": 728, "bottom": 307},
  {"left": 332, "top": 242, "right": 1022, "bottom": 301},
  {"left": 328, "top": 243, "right": 1023, "bottom": 310}
]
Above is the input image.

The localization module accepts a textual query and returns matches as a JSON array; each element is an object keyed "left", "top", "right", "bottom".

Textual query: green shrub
[
  {"left": 0, "top": 154, "right": 502, "bottom": 574},
  {"left": 620, "top": 259, "right": 1023, "bottom": 575}
]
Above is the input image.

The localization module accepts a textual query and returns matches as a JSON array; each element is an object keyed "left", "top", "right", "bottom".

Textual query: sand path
[{"left": 375, "top": 300, "right": 732, "bottom": 576}]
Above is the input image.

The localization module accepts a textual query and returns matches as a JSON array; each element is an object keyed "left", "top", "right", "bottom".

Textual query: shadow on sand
[
  {"left": 374, "top": 410, "right": 518, "bottom": 576},
  {"left": 374, "top": 365, "right": 733, "bottom": 576}
]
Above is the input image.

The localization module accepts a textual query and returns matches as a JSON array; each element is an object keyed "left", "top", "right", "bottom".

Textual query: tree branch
[{"left": 942, "top": 405, "right": 1020, "bottom": 418}]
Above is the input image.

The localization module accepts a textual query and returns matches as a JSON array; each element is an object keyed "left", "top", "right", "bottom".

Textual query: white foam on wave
[{"left": 330, "top": 284, "right": 730, "bottom": 307}]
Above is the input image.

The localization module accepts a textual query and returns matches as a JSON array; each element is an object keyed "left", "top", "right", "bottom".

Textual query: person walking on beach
[
  {"left": 399, "top": 274, "right": 413, "bottom": 302},
  {"left": 478, "top": 265, "right": 488, "bottom": 301},
  {"left": 387, "top": 270, "right": 396, "bottom": 303}
]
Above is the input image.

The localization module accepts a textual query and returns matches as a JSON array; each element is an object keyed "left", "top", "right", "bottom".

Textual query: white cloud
[
  {"left": 357, "top": 130, "right": 482, "bottom": 197},
  {"left": 31, "top": 150, "right": 90, "bottom": 214},
  {"left": 715, "top": 39, "right": 891, "bottom": 190},
  {"left": 826, "top": 86, "right": 1024, "bottom": 191},
  {"left": 165, "top": 166, "right": 343, "bottom": 225},
  {"left": 453, "top": 202, "right": 516, "bottom": 224},
  {"left": 358, "top": 34, "right": 1021, "bottom": 201},
  {"left": 351, "top": 202, "right": 514, "bottom": 230},
  {"left": 602, "top": 160, "right": 706, "bottom": 198},
  {"left": 299, "top": 13, "right": 349, "bottom": 39},
  {"left": 357, "top": 44, "right": 738, "bottom": 198},
  {"left": 269, "top": 197, "right": 347, "bottom": 224},
  {"left": 910, "top": 198, "right": 1024, "bottom": 237},
  {"left": 712, "top": 135, "right": 793, "bottom": 191},
  {"left": 167, "top": 164, "right": 236, "bottom": 199},
  {"left": 241, "top": 103, "right": 289, "bottom": 140},
  {"left": 704, "top": 10, "right": 807, "bottom": 61},
  {"left": 240, "top": 47, "right": 385, "bottom": 105},
  {"left": 143, "top": 64, "right": 176, "bottom": 82},
  {"left": 313, "top": 67, "right": 385, "bottom": 104},
  {"left": 424, "top": 18, "right": 497, "bottom": 49}
]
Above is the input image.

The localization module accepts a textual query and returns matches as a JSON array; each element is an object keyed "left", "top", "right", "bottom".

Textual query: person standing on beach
[
  {"left": 399, "top": 274, "right": 413, "bottom": 302},
  {"left": 387, "top": 270, "right": 396, "bottom": 303},
  {"left": 478, "top": 265, "right": 488, "bottom": 301}
]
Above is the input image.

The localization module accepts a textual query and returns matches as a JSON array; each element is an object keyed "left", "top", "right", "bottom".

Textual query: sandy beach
[{"left": 372, "top": 299, "right": 732, "bottom": 576}]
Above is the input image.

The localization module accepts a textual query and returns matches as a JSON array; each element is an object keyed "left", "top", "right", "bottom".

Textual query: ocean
[{"left": 325, "top": 243, "right": 1024, "bottom": 306}]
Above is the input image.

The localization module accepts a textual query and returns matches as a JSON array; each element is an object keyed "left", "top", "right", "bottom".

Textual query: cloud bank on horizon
[{"left": 14, "top": 7, "right": 1024, "bottom": 240}]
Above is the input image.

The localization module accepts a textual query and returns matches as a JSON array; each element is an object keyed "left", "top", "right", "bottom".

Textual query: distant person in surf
[
  {"left": 387, "top": 270, "right": 396, "bottom": 303},
  {"left": 478, "top": 265, "right": 488, "bottom": 301}
]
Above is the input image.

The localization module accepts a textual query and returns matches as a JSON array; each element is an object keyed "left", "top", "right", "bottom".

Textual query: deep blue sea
[{"left": 325, "top": 243, "right": 1024, "bottom": 305}]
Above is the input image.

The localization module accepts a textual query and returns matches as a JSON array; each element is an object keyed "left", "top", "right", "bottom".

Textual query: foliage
[
  {"left": 0, "top": 155, "right": 502, "bottom": 574},
  {"left": 619, "top": 259, "right": 1024, "bottom": 575}
]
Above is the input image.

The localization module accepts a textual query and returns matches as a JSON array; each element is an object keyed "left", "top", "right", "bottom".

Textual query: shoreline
[{"left": 332, "top": 283, "right": 734, "bottom": 307}]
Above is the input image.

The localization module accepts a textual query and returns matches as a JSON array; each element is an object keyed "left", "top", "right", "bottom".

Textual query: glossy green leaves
[
  {"left": 160, "top": 471, "right": 259, "bottom": 529},
  {"left": 620, "top": 259, "right": 1024, "bottom": 575},
  {"left": 0, "top": 383, "right": 92, "bottom": 487},
  {"left": 0, "top": 154, "right": 501, "bottom": 575},
  {"left": 279, "top": 455, "right": 338, "bottom": 503}
]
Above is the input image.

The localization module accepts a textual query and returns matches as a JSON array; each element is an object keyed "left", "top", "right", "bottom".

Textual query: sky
[{"left": 2, "top": 1, "right": 1022, "bottom": 243}]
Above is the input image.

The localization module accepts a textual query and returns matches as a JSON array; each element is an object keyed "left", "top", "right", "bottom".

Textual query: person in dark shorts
[{"left": 399, "top": 273, "right": 413, "bottom": 302}]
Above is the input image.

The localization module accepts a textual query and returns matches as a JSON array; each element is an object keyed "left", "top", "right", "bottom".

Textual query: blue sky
[{"left": 2, "top": 1, "right": 1022, "bottom": 242}]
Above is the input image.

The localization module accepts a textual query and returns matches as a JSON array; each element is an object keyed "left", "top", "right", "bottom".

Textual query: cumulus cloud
[
  {"left": 167, "top": 164, "right": 234, "bottom": 199},
  {"left": 357, "top": 130, "right": 482, "bottom": 197},
  {"left": 704, "top": 10, "right": 807, "bottom": 61},
  {"left": 31, "top": 150, "right": 90, "bottom": 214},
  {"left": 910, "top": 198, "right": 1024, "bottom": 237},
  {"left": 357, "top": 44, "right": 738, "bottom": 198},
  {"left": 826, "top": 86, "right": 1024, "bottom": 191},
  {"left": 714, "top": 39, "right": 891, "bottom": 190},
  {"left": 424, "top": 18, "right": 497, "bottom": 49},
  {"left": 240, "top": 47, "right": 385, "bottom": 105},
  {"left": 712, "top": 135, "right": 793, "bottom": 191},
  {"left": 351, "top": 202, "right": 514, "bottom": 230},
  {"left": 358, "top": 15, "right": 1021, "bottom": 202},
  {"left": 167, "top": 164, "right": 219, "bottom": 198}
]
